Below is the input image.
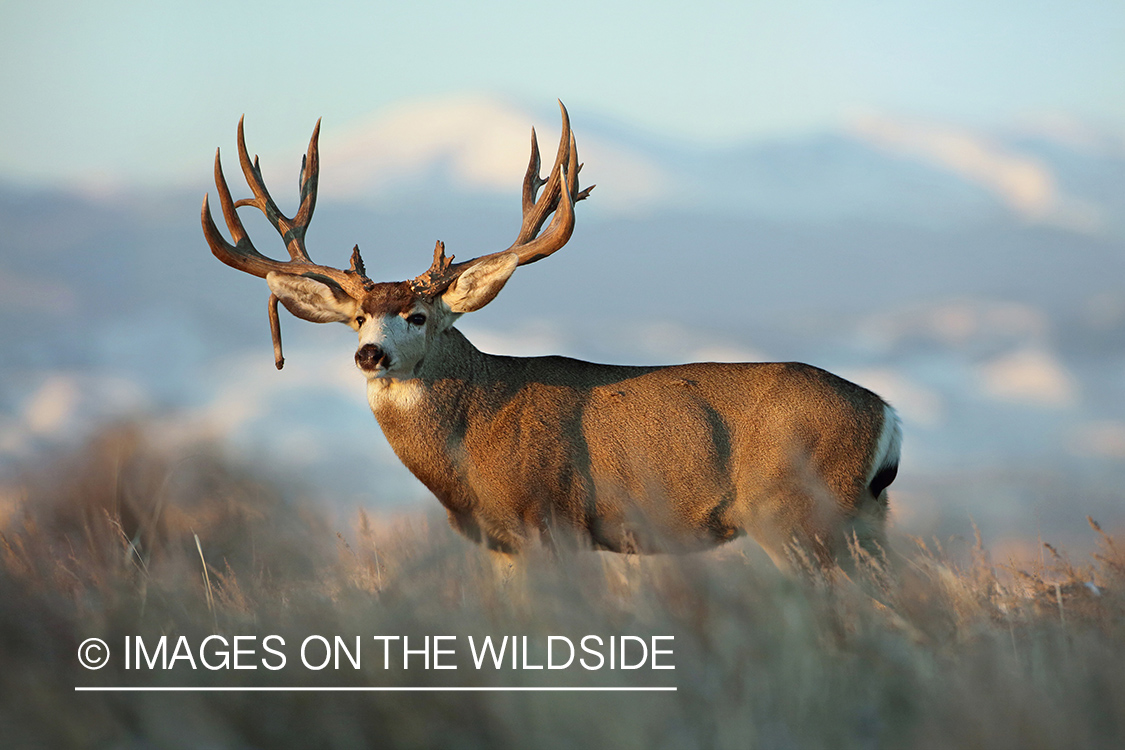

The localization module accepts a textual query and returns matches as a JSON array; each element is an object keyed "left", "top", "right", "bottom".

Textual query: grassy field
[{"left": 2, "top": 424, "right": 1123, "bottom": 749}]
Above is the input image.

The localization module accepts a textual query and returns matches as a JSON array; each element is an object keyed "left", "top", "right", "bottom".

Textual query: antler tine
[
  {"left": 503, "top": 100, "right": 594, "bottom": 265},
  {"left": 509, "top": 101, "right": 573, "bottom": 249},
  {"left": 212, "top": 146, "right": 248, "bottom": 247},
  {"left": 569, "top": 131, "right": 594, "bottom": 203},
  {"left": 515, "top": 160, "right": 576, "bottom": 265},
  {"left": 232, "top": 118, "right": 281, "bottom": 227},
  {"left": 234, "top": 116, "right": 318, "bottom": 264},
  {"left": 293, "top": 118, "right": 321, "bottom": 231},
  {"left": 202, "top": 149, "right": 292, "bottom": 278},
  {"left": 409, "top": 241, "right": 458, "bottom": 298},
  {"left": 521, "top": 127, "right": 545, "bottom": 218}
]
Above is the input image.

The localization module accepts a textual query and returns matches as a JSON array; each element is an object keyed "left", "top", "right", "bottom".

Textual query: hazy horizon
[{"left": 2, "top": 1, "right": 1123, "bottom": 188}]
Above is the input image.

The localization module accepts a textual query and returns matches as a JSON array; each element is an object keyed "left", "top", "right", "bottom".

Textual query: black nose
[{"left": 355, "top": 344, "right": 387, "bottom": 370}]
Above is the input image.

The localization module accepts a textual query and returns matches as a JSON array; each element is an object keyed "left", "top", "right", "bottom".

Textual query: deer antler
[
  {"left": 410, "top": 101, "right": 594, "bottom": 299},
  {"left": 202, "top": 117, "right": 374, "bottom": 368}
]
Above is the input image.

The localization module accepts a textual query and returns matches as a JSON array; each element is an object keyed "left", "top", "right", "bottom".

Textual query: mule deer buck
[{"left": 201, "top": 102, "right": 901, "bottom": 568}]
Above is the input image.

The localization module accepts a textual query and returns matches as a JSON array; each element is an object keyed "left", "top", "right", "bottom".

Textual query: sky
[{"left": 1, "top": 0, "right": 1123, "bottom": 187}]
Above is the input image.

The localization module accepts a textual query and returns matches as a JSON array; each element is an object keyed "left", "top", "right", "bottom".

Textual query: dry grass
[{"left": 1, "top": 423, "right": 1123, "bottom": 749}]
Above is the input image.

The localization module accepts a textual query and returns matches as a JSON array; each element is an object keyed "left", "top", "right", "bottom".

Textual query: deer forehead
[{"left": 358, "top": 282, "right": 423, "bottom": 317}]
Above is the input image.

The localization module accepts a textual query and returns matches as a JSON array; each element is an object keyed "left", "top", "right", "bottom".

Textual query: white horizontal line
[{"left": 75, "top": 686, "right": 676, "bottom": 693}]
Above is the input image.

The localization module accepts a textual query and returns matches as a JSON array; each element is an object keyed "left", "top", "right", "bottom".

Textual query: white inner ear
[
  {"left": 441, "top": 253, "right": 519, "bottom": 313},
  {"left": 267, "top": 272, "right": 356, "bottom": 323}
]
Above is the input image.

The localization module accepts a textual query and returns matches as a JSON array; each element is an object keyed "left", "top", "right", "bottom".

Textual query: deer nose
[{"left": 355, "top": 344, "right": 388, "bottom": 371}]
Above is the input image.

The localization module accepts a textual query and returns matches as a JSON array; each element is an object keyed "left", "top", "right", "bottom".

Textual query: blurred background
[{"left": 1, "top": 0, "right": 1123, "bottom": 555}]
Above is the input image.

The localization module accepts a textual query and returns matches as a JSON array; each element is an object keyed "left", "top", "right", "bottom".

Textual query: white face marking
[{"left": 353, "top": 302, "right": 436, "bottom": 381}]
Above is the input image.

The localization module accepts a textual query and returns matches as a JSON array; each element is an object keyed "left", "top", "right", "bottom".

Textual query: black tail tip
[{"left": 869, "top": 463, "right": 899, "bottom": 500}]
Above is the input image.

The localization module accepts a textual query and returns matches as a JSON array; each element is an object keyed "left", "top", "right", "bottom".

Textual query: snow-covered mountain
[{"left": 310, "top": 95, "right": 1124, "bottom": 231}]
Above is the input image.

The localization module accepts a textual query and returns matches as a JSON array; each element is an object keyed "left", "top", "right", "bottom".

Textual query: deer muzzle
[{"left": 355, "top": 344, "right": 389, "bottom": 372}]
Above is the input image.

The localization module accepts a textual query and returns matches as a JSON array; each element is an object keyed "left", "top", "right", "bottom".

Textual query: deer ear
[
  {"left": 266, "top": 272, "right": 356, "bottom": 323},
  {"left": 440, "top": 253, "right": 519, "bottom": 313}
]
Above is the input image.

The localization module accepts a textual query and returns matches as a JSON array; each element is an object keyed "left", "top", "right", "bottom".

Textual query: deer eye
[
  {"left": 355, "top": 316, "right": 366, "bottom": 327},
  {"left": 407, "top": 313, "right": 427, "bottom": 326}
]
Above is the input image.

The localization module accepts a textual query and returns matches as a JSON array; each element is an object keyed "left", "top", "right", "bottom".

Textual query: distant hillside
[{"left": 1, "top": 99, "right": 1123, "bottom": 546}]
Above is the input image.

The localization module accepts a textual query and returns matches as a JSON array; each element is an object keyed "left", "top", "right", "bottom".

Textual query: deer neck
[
  {"left": 365, "top": 326, "right": 489, "bottom": 412},
  {"left": 363, "top": 327, "right": 500, "bottom": 504}
]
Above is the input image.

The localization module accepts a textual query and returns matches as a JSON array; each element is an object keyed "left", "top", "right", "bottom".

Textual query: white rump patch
[{"left": 868, "top": 403, "right": 903, "bottom": 485}]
